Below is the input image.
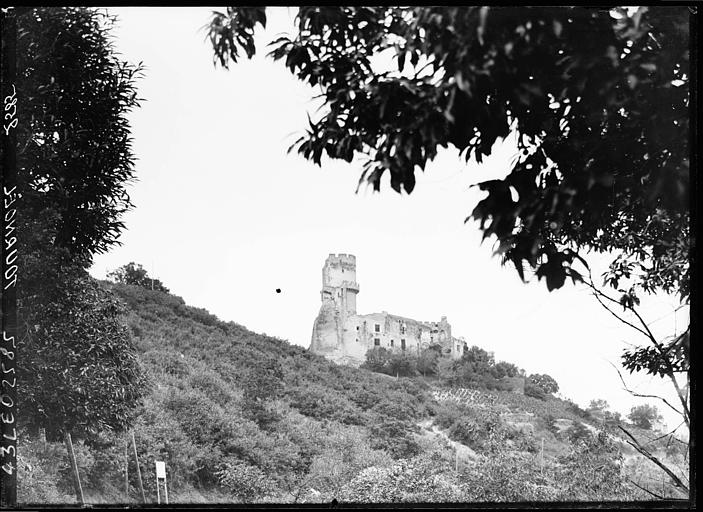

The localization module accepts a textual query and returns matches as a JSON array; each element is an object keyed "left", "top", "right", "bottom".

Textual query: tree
[
  {"left": 528, "top": 373, "right": 559, "bottom": 395},
  {"left": 361, "top": 347, "right": 392, "bottom": 374},
  {"left": 416, "top": 348, "right": 440, "bottom": 377},
  {"left": 588, "top": 399, "right": 610, "bottom": 412},
  {"left": 492, "top": 361, "right": 520, "bottom": 379},
  {"left": 387, "top": 351, "right": 418, "bottom": 378},
  {"left": 207, "top": 6, "right": 689, "bottom": 294},
  {"left": 16, "top": 268, "right": 149, "bottom": 440},
  {"left": 14, "top": 6, "right": 146, "bottom": 444},
  {"left": 463, "top": 345, "right": 495, "bottom": 375},
  {"left": 17, "top": 7, "right": 142, "bottom": 261},
  {"left": 628, "top": 404, "right": 663, "bottom": 431},
  {"left": 107, "top": 262, "right": 170, "bottom": 293}
]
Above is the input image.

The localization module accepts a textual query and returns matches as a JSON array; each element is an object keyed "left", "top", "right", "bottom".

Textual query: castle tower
[
  {"left": 320, "top": 253, "right": 360, "bottom": 315},
  {"left": 310, "top": 253, "right": 360, "bottom": 361}
]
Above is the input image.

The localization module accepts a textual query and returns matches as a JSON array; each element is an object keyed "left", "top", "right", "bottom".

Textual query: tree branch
[
  {"left": 589, "top": 286, "right": 650, "bottom": 337},
  {"left": 609, "top": 361, "right": 683, "bottom": 417},
  {"left": 627, "top": 478, "right": 665, "bottom": 499},
  {"left": 619, "top": 426, "right": 689, "bottom": 494},
  {"left": 623, "top": 301, "right": 690, "bottom": 426},
  {"left": 587, "top": 274, "right": 690, "bottom": 428},
  {"left": 648, "top": 421, "right": 687, "bottom": 446}
]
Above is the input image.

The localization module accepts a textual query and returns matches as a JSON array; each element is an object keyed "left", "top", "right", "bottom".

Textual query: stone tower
[
  {"left": 310, "top": 253, "right": 360, "bottom": 359},
  {"left": 320, "top": 253, "right": 359, "bottom": 315}
]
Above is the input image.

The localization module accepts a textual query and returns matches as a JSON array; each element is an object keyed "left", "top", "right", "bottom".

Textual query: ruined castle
[{"left": 310, "top": 254, "right": 468, "bottom": 366}]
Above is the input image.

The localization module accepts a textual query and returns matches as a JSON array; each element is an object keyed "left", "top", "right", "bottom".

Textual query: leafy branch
[{"left": 618, "top": 426, "right": 688, "bottom": 496}]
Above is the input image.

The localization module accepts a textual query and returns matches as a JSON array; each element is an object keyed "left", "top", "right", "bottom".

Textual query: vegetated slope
[
  {"left": 17, "top": 283, "right": 682, "bottom": 504},
  {"left": 106, "top": 283, "right": 435, "bottom": 502}
]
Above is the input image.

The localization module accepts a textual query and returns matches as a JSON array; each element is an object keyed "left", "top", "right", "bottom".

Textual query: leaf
[{"left": 398, "top": 50, "right": 406, "bottom": 73}]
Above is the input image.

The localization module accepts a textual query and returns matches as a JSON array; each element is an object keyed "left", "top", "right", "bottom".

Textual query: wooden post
[
  {"left": 164, "top": 478, "right": 169, "bottom": 504},
  {"left": 540, "top": 438, "right": 544, "bottom": 477},
  {"left": 455, "top": 447, "right": 459, "bottom": 472},
  {"left": 124, "top": 438, "right": 129, "bottom": 500},
  {"left": 131, "top": 432, "right": 146, "bottom": 503},
  {"left": 63, "top": 432, "right": 85, "bottom": 505}
]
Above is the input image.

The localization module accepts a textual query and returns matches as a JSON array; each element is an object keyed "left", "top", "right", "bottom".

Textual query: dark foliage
[
  {"left": 16, "top": 270, "right": 149, "bottom": 438},
  {"left": 14, "top": 7, "right": 146, "bottom": 439},
  {"left": 17, "top": 7, "right": 141, "bottom": 260},
  {"left": 208, "top": 6, "right": 689, "bottom": 296}
]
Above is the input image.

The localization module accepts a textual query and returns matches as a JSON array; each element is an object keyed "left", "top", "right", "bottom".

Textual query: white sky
[{"left": 90, "top": 7, "right": 689, "bottom": 429}]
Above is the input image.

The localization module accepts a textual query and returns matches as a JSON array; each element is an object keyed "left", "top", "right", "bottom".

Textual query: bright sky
[{"left": 90, "top": 7, "right": 688, "bottom": 429}]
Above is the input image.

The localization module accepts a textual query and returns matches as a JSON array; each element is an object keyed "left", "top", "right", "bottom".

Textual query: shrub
[
  {"left": 556, "top": 432, "right": 629, "bottom": 500},
  {"left": 339, "top": 452, "right": 463, "bottom": 502},
  {"left": 459, "top": 451, "right": 558, "bottom": 501},
  {"left": 216, "top": 458, "right": 275, "bottom": 502},
  {"left": 369, "top": 418, "right": 421, "bottom": 459},
  {"left": 524, "top": 381, "right": 547, "bottom": 400}
]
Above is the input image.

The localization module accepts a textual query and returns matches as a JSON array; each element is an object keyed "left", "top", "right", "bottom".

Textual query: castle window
[
  {"left": 356, "top": 326, "right": 359, "bottom": 330},
  {"left": 401, "top": 339, "right": 406, "bottom": 350},
  {"left": 374, "top": 338, "right": 380, "bottom": 346},
  {"left": 400, "top": 324, "right": 406, "bottom": 334},
  {"left": 374, "top": 324, "right": 380, "bottom": 333},
  {"left": 390, "top": 339, "right": 394, "bottom": 347}
]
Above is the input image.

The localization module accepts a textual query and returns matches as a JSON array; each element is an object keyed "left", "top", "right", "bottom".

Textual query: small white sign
[{"left": 155, "top": 460, "right": 166, "bottom": 479}]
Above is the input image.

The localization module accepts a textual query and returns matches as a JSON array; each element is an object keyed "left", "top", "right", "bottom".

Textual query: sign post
[{"left": 155, "top": 460, "right": 168, "bottom": 504}]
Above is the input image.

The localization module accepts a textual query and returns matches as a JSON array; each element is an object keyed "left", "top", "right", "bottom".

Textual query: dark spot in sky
[{"left": 276, "top": 288, "right": 281, "bottom": 294}]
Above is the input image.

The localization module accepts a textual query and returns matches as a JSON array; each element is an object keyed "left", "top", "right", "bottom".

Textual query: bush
[
  {"left": 524, "top": 381, "right": 547, "bottom": 400},
  {"left": 305, "top": 428, "right": 392, "bottom": 498},
  {"left": 459, "top": 451, "right": 558, "bottom": 501},
  {"left": 216, "top": 459, "right": 275, "bottom": 502},
  {"left": 339, "top": 452, "right": 463, "bottom": 502},
  {"left": 565, "top": 422, "right": 593, "bottom": 445},
  {"left": 556, "top": 432, "right": 629, "bottom": 500},
  {"left": 369, "top": 418, "right": 421, "bottom": 459}
]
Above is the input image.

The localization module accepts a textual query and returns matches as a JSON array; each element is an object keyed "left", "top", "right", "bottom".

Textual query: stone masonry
[{"left": 310, "top": 254, "right": 468, "bottom": 366}]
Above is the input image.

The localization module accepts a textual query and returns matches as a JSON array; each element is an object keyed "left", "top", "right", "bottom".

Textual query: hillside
[{"left": 16, "top": 283, "right": 687, "bottom": 504}]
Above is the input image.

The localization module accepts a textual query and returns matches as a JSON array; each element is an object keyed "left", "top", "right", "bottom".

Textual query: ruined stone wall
[{"left": 310, "top": 254, "right": 467, "bottom": 366}]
